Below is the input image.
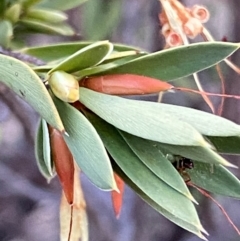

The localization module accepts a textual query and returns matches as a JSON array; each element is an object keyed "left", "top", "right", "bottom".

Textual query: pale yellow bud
[{"left": 48, "top": 71, "right": 79, "bottom": 103}]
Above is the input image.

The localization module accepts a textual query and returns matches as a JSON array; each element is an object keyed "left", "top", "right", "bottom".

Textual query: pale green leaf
[
  {"left": 113, "top": 163, "right": 207, "bottom": 239},
  {"left": 84, "top": 112, "right": 202, "bottom": 229},
  {"left": 157, "top": 142, "right": 235, "bottom": 167},
  {"left": 49, "top": 41, "right": 114, "bottom": 74},
  {"left": 41, "top": 119, "right": 54, "bottom": 176},
  {"left": 76, "top": 54, "right": 146, "bottom": 78},
  {"left": 20, "top": 42, "right": 144, "bottom": 63},
  {"left": 159, "top": 103, "right": 240, "bottom": 136},
  {"left": 207, "top": 136, "right": 240, "bottom": 154},
  {"left": 37, "top": 0, "right": 88, "bottom": 10},
  {"left": 35, "top": 120, "right": 54, "bottom": 179},
  {"left": 99, "top": 42, "right": 239, "bottom": 80},
  {"left": 53, "top": 97, "right": 117, "bottom": 191},
  {"left": 120, "top": 131, "right": 195, "bottom": 201},
  {"left": 0, "top": 20, "right": 13, "bottom": 48},
  {"left": 0, "top": 54, "right": 64, "bottom": 131},
  {"left": 79, "top": 88, "right": 208, "bottom": 147},
  {"left": 20, "top": 19, "right": 75, "bottom": 36},
  {"left": 188, "top": 162, "right": 240, "bottom": 198}
]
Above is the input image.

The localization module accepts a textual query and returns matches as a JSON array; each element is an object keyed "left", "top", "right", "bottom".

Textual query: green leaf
[
  {"left": 188, "top": 162, "right": 240, "bottom": 198},
  {"left": 207, "top": 136, "right": 240, "bottom": 154},
  {"left": 98, "top": 42, "right": 239, "bottom": 80},
  {"left": 20, "top": 42, "right": 144, "bottom": 63},
  {"left": 113, "top": 163, "right": 207, "bottom": 239},
  {"left": 20, "top": 18, "right": 75, "bottom": 36},
  {"left": 22, "top": 0, "right": 42, "bottom": 8},
  {"left": 53, "top": 97, "right": 117, "bottom": 191},
  {"left": 84, "top": 112, "right": 203, "bottom": 231},
  {"left": 35, "top": 120, "right": 54, "bottom": 179},
  {"left": 20, "top": 42, "right": 94, "bottom": 62},
  {"left": 49, "top": 41, "right": 114, "bottom": 74},
  {"left": 36, "top": 0, "right": 88, "bottom": 10},
  {"left": 0, "top": 20, "right": 13, "bottom": 48},
  {"left": 25, "top": 7, "right": 68, "bottom": 24},
  {"left": 79, "top": 88, "right": 208, "bottom": 147},
  {"left": 41, "top": 119, "right": 55, "bottom": 176},
  {"left": 76, "top": 54, "right": 146, "bottom": 78},
  {"left": 0, "top": 54, "right": 64, "bottom": 131},
  {"left": 156, "top": 142, "right": 235, "bottom": 167},
  {"left": 153, "top": 103, "right": 240, "bottom": 136},
  {"left": 119, "top": 131, "right": 195, "bottom": 201}
]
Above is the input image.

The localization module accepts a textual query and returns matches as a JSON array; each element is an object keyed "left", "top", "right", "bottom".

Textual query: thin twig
[{"left": 188, "top": 182, "right": 240, "bottom": 236}]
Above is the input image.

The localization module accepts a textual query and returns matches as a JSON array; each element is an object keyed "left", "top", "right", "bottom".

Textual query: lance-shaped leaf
[
  {"left": 53, "top": 97, "right": 117, "bottom": 191},
  {"left": 0, "top": 54, "right": 64, "bottom": 131},
  {"left": 20, "top": 19, "right": 75, "bottom": 36},
  {"left": 158, "top": 103, "right": 240, "bottom": 136},
  {"left": 49, "top": 41, "right": 114, "bottom": 74},
  {"left": 41, "top": 119, "right": 54, "bottom": 176},
  {"left": 84, "top": 112, "right": 202, "bottom": 227},
  {"left": 113, "top": 163, "right": 207, "bottom": 240},
  {"left": 99, "top": 42, "right": 239, "bottom": 80},
  {"left": 156, "top": 142, "right": 235, "bottom": 167},
  {"left": 79, "top": 88, "right": 208, "bottom": 147},
  {"left": 37, "top": 0, "right": 88, "bottom": 11},
  {"left": 188, "top": 162, "right": 240, "bottom": 198},
  {"left": 119, "top": 131, "right": 195, "bottom": 202},
  {"left": 35, "top": 120, "right": 54, "bottom": 179},
  {"left": 207, "top": 136, "right": 240, "bottom": 154},
  {"left": 76, "top": 55, "right": 145, "bottom": 78},
  {"left": 20, "top": 42, "right": 144, "bottom": 63}
]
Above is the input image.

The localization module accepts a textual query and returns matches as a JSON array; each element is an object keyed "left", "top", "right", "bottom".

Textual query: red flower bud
[
  {"left": 79, "top": 74, "right": 173, "bottom": 95},
  {"left": 48, "top": 125, "right": 74, "bottom": 205}
]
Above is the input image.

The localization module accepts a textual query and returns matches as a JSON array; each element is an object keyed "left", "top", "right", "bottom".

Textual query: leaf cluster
[
  {"left": 0, "top": 39, "right": 240, "bottom": 239},
  {"left": 0, "top": 0, "right": 87, "bottom": 48}
]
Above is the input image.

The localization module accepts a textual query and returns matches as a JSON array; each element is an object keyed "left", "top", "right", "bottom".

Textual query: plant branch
[{"left": 0, "top": 46, "right": 45, "bottom": 66}]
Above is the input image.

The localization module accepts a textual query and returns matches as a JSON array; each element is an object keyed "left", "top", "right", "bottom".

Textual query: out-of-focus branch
[{"left": 0, "top": 46, "right": 45, "bottom": 66}]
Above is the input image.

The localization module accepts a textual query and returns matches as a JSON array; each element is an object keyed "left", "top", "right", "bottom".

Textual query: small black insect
[
  {"left": 172, "top": 157, "right": 194, "bottom": 171},
  {"left": 172, "top": 156, "right": 194, "bottom": 182}
]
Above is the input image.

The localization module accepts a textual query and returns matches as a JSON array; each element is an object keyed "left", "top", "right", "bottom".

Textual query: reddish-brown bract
[
  {"left": 111, "top": 173, "right": 125, "bottom": 218},
  {"left": 48, "top": 125, "right": 74, "bottom": 205},
  {"left": 79, "top": 74, "right": 173, "bottom": 95}
]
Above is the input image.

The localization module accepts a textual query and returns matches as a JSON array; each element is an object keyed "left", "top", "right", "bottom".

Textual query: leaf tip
[
  {"left": 190, "top": 195, "right": 199, "bottom": 205},
  {"left": 200, "top": 225, "right": 209, "bottom": 236},
  {"left": 225, "top": 162, "right": 238, "bottom": 169},
  {"left": 63, "top": 130, "right": 69, "bottom": 137}
]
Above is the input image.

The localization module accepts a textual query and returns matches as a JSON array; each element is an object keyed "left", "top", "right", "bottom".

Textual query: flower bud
[
  {"left": 161, "top": 23, "right": 171, "bottom": 37},
  {"left": 79, "top": 74, "right": 173, "bottom": 95},
  {"left": 165, "top": 31, "right": 183, "bottom": 47},
  {"left": 183, "top": 17, "right": 203, "bottom": 39},
  {"left": 48, "top": 126, "right": 74, "bottom": 205},
  {"left": 48, "top": 71, "right": 79, "bottom": 103},
  {"left": 191, "top": 5, "right": 210, "bottom": 23}
]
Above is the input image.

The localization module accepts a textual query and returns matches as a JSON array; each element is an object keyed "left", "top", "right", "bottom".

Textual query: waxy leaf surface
[
  {"left": 79, "top": 88, "right": 208, "bottom": 147},
  {"left": 0, "top": 54, "right": 64, "bottom": 131},
  {"left": 53, "top": 97, "right": 116, "bottom": 191}
]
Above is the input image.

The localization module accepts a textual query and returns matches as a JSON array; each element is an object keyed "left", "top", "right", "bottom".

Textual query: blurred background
[{"left": 1, "top": 0, "right": 240, "bottom": 240}]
